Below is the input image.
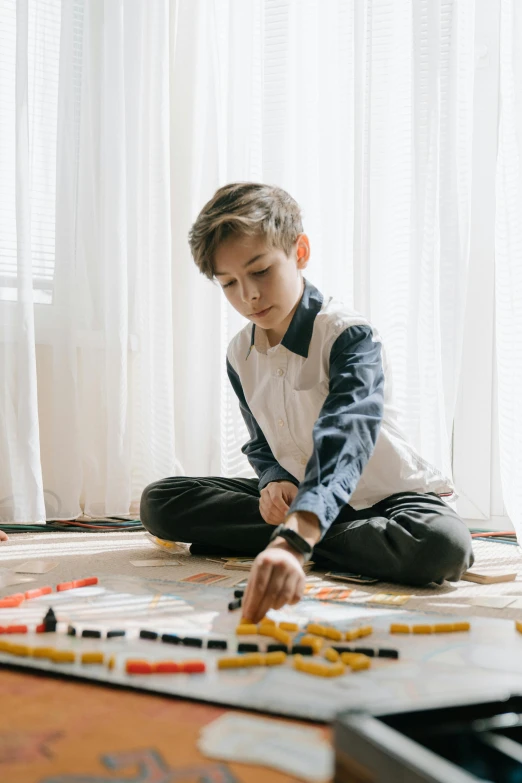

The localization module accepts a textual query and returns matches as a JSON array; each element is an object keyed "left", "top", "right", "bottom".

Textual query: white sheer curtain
[
  {"left": 0, "top": 0, "right": 490, "bottom": 528},
  {"left": 0, "top": 0, "right": 176, "bottom": 523},
  {"left": 170, "top": 0, "right": 476, "bottom": 508},
  {"left": 496, "top": 0, "right": 522, "bottom": 536}
]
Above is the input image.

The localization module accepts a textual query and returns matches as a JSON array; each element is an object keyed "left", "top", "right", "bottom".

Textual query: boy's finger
[
  {"left": 242, "top": 561, "right": 272, "bottom": 622},
  {"left": 256, "top": 568, "right": 287, "bottom": 619}
]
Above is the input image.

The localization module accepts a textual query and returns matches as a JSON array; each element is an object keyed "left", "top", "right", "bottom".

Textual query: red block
[
  {"left": 181, "top": 661, "right": 206, "bottom": 674},
  {"left": 6, "top": 625, "right": 28, "bottom": 634},
  {"left": 126, "top": 661, "right": 152, "bottom": 675},
  {"left": 81, "top": 577, "right": 99, "bottom": 587},
  {"left": 153, "top": 661, "right": 181, "bottom": 674},
  {"left": 7, "top": 593, "right": 25, "bottom": 602},
  {"left": 0, "top": 598, "right": 23, "bottom": 608},
  {"left": 56, "top": 582, "right": 74, "bottom": 592},
  {"left": 35, "top": 623, "right": 46, "bottom": 633},
  {"left": 25, "top": 586, "right": 52, "bottom": 600}
]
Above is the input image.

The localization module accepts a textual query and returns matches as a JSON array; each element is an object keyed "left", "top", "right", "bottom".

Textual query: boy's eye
[{"left": 222, "top": 268, "right": 269, "bottom": 289}]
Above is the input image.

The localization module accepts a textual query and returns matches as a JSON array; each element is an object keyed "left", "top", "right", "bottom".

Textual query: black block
[
  {"left": 291, "top": 645, "right": 314, "bottom": 656},
  {"left": 238, "top": 643, "right": 259, "bottom": 653},
  {"left": 82, "top": 629, "right": 102, "bottom": 639},
  {"left": 207, "top": 639, "right": 228, "bottom": 650},
  {"left": 67, "top": 625, "right": 76, "bottom": 637},
  {"left": 234, "top": 589, "right": 245, "bottom": 598},
  {"left": 107, "top": 630, "right": 126, "bottom": 639},
  {"left": 267, "top": 644, "right": 288, "bottom": 653},
  {"left": 332, "top": 645, "right": 355, "bottom": 654},
  {"left": 354, "top": 647, "right": 375, "bottom": 657},
  {"left": 139, "top": 629, "right": 158, "bottom": 640},
  {"left": 162, "top": 633, "right": 181, "bottom": 645},
  {"left": 378, "top": 648, "right": 399, "bottom": 659},
  {"left": 182, "top": 637, "right": 203, "bottom": 648},
  {"left": 228, "top": 598, "right": 242, "bottom": 611}
]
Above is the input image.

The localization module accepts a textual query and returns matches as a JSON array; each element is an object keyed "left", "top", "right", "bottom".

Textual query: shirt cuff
[{"left": 258, "top": 466, "right": 300, "bottom": 491}]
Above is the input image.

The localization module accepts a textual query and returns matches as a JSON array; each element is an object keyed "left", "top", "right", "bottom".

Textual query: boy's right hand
[{"left": 259, "top": 480, "right": 299, "bottom": 526}]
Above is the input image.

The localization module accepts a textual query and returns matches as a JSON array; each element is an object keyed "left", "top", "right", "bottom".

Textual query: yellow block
[
  {"left": 324, "top": 647, "right": 340, "bottom": 663},
  {"left": 279, "top": 622, "right": 299, "bottom": 632},
  {"left": 9, "top": 644, "right": 32, "bottom": 657},
  {"left": 218, "top": 653, "right": 264, "bottom": 669},
  {"left": 294, "top": 655, "right": 345, "bottom": 678},
  {"left": 81, "top": 652, "right": 105, "bottom": 665},
  {"left": 340, "top": 652, "right": 360, "bottom": 664},
  {"left": 271, "top": 628, "right": 291, "bottom": 646},
  {"left": 357, "top": 626, "right": 373, "bottom": 638},
  {"left": 258, "top": 623, "right": 278, "bottom": 637},
  {"left": 217, "top": 656, "right": 243, "bottom": 669},
  {"left": 306, "top": 623, "right": 327, "bottom": 637},
  {"left": 107, "top": 655, "right": 116, "bottom": 670},
  {"left": 323, "top": 627, "right": 343, "bottom": 641},
  {"left": 32, "top": 647, "right": 55, "bottom": 659},
  {"left": 0, "top": 641, "right": 14, "bottom": 653},
  {"left": 390, "top": 624, "right": 410, "bottom": 634},
  {"left": 344, "top": 629, "right": 360, "bottom": 641},
  {"left": 50, "top": 650, "right": 76, "bottom": 663},
  {"left": 259, "top": 617, "right": 276, "bottom": 626},
  {"left": 412, "top": 625, "right": 433, "bottom": 634},
  {"left": 325, "top": 661, "right": 346, "bottom": 677},
  {"left": 451, "top": 622, "right": 470, "bottom": 632},
  {"left": 348, "top": 654, "right": 371, "bottom": 671},
  {"left": 434, "top": 624, "right": 454, "bottom": 633},
  {"left": 300, "top": 635, "right": 323, "bottom": 654},
  {"left": 236, "top": 624, "right": 258, "bottom": 635},
  {"left": 516, "top": 620, "right": 522, "bottom": 635},
  {"left": 264, "top": 651, "right": 286, "bottom": 666}
]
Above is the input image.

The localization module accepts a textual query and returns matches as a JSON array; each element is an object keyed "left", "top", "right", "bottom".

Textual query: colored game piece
[
  {"left": 451, "top": 622, "right": 470, "bottom": 632},
  {"left": 24, "top": 586, "right": 52, "bottom": 599},
  {"left": 233, "top": 590, "right": 245, "bottom": 598},
  {"left": 67, "top": 626, "right": 76, "bottom": 636},
  {"left": 180, "top": 660, "right": 206, "bottom": 673},
  {"left": 345, "top": 653, "right": 371, "bottom": 671},
  {"left": 217, "top": 656, "right": 243, "bottom": 669},
  {"left": 81, "top": 652, "right": 105, "bottom": 665},
  {"left": 161, "top": 633, "right": 181, "bottom": 645},
  {"left": 434, "top": 623, "right": 454, "bottom": 633},
  {"left": 107, "top": 630, "right": 126, "bottom": 639},
  {"left": 236, "top": 624, "right": 258, "bottom": 635},
  {"left": 306, "top": 623, "right": 328, "bottom": 637},
  {"left": 182, "top": 637, "right": 203, "bottom": 648},
  {"left": 50, "top": 650, "right": 75, "bottom": 663},
  {"left": 264, "top": 651, "right": 286, "bottom": 666},
  {"left": 207, "top": 640, "right": 228, "bottom": 650},
  {"left": 516, "top": 620, "right": 522, "bottom": 634},
  {"left": 412, "top": 625, "right": 433, "bottom": 634},
  {"left": 378, "top": 648, "right": 399, "bottom": 659},
  {"left": 357, "top": 626, "right": 373, "bottom": 638},
  {"left": 43, "top": 608, "right": 57, "bottom": 633},
  {"left": 293, "top": 654, "right": 345, "bottom": 678},
  {"left": 9, "top": 644, "right": 32, "bottom": 656},
  {"left": 0, "top": 597, "right": 23, "bottom": 608},
  {"left": 228, "top": 598, "right": 242, "bottom": 611},
  {"left": 354, "top": 647, "right": 375, "bottom": 657},
  {"left": 56, "top": 582, "right": 74, "bottom": 592},
  {"left": 267, "top": 644, "right": 288, "bottom": 654},
  {"left": 32, "top": 646, "right": 54, "bottom": 658},
  {"left": 323, "top": 627, "right": 343, "bottom": 641},
  {"left": 271, "top": 628, "right": 291, "bottom": 646},
  {"left": 153, "top": 661, "right": 181, "bottom": 673},
  {"left": 238, "top": 643, "right": 259, "bottom": 653},
  {"left": 279, "top": 622, "right": 299, "bottom": 632},
  {"left": 259, "top": 617, "right": 276, "bottom": 626},
  {"left": 390, "top": 623, "right": 410, "bottom": 634},
  {"left": 81, "top": 629, "right": 102, "bottom": 639},
  {"left": 126, "top": 660, "right": 152, "bottom": 674},
  {"left": 299, "top": 635, "right": 323, "bottom": 653},
  {"left": 107, "top": 655, "right": 116, "bottom": 670},
  {"left": 291, "top": 645, "right": 314, "bottom": 656},
  {"left": 258, "top": 623, "right": 278, "bottom": 637},
  {"left": 35, "top": 625, "right": 46, "bottom": 634},
  {"left": 344, "top": 629, "right": 360, "bottom": 641},
  {"left": 0, "top": 640, "right": 13, "bottom": 652},
  {"left": 324, "top": 647, "right": 340, "bottom": 663},
  {"left": 139, "top": 630, "right": 158, "bottom": 640},
  {"left": 6, "top": 625, "right": 28, "bottom": 634},
  {"left": 72, "top": 577, "right": 99, "bottom": 588}
]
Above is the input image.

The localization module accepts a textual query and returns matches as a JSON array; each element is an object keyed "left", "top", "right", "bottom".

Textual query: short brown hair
[{"left": 188, "top": 182, "right": 303, "bottom": 281}]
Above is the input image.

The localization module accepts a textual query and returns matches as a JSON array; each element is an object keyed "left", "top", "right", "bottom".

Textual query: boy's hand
[
  {"left": 259, "top": 480, "right": 298, "bottom": 526},
  {"left": 0, "top": 531, "right": 8, "bottom": 542},
  {"left": 241, "top": 542, "right": 306, "bottom": 624}
]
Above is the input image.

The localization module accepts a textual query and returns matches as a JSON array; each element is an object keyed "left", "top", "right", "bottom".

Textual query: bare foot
[{"left": 0, "top": 530, "right": 8, "bottom": 542}]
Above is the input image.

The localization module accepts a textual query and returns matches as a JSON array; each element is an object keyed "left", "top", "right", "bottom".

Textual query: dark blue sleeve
[
  {"left": 287, "top": 325, "right": 385, "bottom": 537},
  {"left": 226, "top": 358, "right": 300, "bottom": 490}
]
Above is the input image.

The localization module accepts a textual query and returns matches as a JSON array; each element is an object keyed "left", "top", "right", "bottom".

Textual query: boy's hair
[{"left": 188, "top": 182, "right": 303, "bottom": 281}]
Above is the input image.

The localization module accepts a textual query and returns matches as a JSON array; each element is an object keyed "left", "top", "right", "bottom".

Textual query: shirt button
[
  {"left": 276, "top": 368, "right": 284, "bottom": 376},
  {"left": 278, "top": 418, "right": 285, "bottom": 427}
]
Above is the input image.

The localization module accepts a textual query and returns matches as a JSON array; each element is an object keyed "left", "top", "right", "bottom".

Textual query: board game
[{"left": 1, "top": 573, "right": 522, "bottom": 723}]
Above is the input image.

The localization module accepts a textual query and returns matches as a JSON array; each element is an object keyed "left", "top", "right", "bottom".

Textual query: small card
[
  {"left": 181, "top": 572, "right": 230, "bottom": 585},
  {"left": 130, "top": 559, "right": 182, "bottom": 567},
  {"left": 325, "top": 571, "right": 379, "bottom": 585},
  {"left": 471, "top": 596, "right": 518, "bottom": 609},
  {"left": 462, "top": 570, "right": 517, "bottom": 585},
  {"left": 367, "top": 593, "right": 411, "bottom": 606},
  {"left": 14, "top": 560, "right": 58, "bottom": 574}
]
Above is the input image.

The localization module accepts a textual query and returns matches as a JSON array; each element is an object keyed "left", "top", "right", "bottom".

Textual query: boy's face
[{"left": 214, "top": 232, "right": 310, "bottom": 342}]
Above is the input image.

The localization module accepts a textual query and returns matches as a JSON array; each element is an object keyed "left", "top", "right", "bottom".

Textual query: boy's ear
[{"left": 296, "top": 234, "right": 310, "bottom": 268}]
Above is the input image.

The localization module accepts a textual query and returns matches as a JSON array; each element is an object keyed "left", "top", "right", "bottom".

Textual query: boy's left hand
[{"left": 241, "top": 542, "right": 306, "bottom": 624}]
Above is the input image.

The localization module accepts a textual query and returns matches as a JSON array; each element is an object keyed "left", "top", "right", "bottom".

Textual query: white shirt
[{"left": 226, "top": 277, "right": 457, "bottom": 536}]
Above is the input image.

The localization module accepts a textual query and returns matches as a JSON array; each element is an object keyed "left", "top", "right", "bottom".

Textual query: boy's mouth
[{"left": 250, "top": 306, "right": 272, "bottom": 318}]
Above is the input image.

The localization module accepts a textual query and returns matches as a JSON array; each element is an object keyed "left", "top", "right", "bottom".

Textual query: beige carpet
[{"left": 0, "top": 531, "right": 521, "bottom": 620}]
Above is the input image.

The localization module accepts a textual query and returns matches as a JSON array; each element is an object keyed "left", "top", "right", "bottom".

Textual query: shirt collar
[{"left": 246, "top": 277, "right": 324, "bottom": 360}]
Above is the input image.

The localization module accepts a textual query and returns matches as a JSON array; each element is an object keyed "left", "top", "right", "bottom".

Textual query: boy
[{"left": 140, "top": 183, "right": 473, "bottom": 623}]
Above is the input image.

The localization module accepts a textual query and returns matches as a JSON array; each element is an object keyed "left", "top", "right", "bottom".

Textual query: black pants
[{"left": 139, "top": 476, "right": 474, "bottom": 587}]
